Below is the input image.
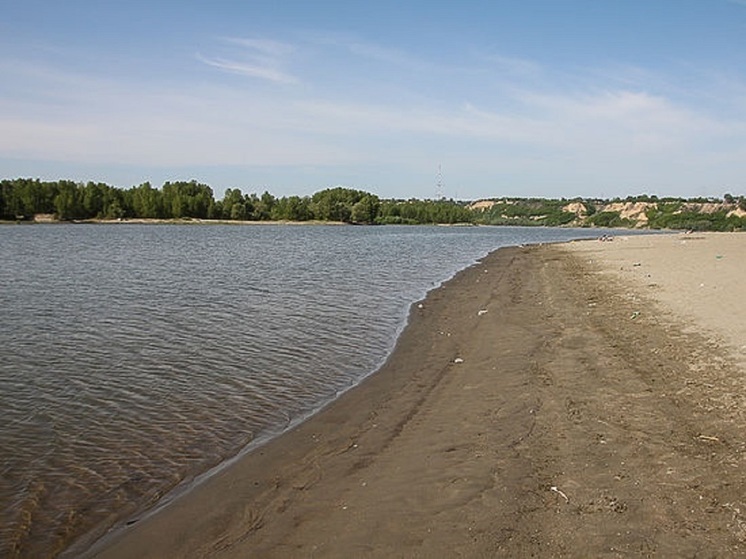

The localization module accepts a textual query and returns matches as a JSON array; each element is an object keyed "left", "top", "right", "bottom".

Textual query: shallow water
[{"left": 0, "top": 224, "right": 606, "bottom": 557}]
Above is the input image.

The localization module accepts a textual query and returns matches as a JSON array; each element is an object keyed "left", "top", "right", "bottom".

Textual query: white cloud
[
  {"left": 289, "top": 88, "right": 733, "bottom": 158},
  {"left": 223, "top": 37, "right": 295, "bottom": 57},
  {"left": 536, "top": 89, "right": 738, "bottom": 152},
  {"left": 302, "top": 31, "right": 437, "bottom": 77},
  {"left": 196, "top": 53, "right": 298, "bottom": 84},
  {"left": 198, "top": 37, "right": 299, "bottom": 84}
]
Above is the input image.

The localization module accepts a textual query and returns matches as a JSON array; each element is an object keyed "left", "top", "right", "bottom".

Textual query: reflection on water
[{"left": 0, "top": 224, "right": 603, "bottom": 557}]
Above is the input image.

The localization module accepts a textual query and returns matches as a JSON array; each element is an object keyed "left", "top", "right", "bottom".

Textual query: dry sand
[
  {"left": 85, "top": 233, "right": 746, "bottom": 558},
  {"left": 565, "top": 232, "right": 746, "bottom": 370}
]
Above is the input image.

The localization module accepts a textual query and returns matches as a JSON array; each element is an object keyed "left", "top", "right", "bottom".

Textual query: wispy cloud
[
  {"left": 198, "top": 37, "right": 298, "bottom": 84},
  {"left": 223, "top": 37, "right": 295, "bottom": 57},
  {"left": 197, "top": 54, "right": 298, "bottom": 84},
  {"left": 306, "top": 31, "right": 432, "bottom": 72},
  {"left": 344, "top": 40, "right": 425, "bottom": 70},
  {"left": 473, "top": 50, "right": 542, "bottom": 77}
]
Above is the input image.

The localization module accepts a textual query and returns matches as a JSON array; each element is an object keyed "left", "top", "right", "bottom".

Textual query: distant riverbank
[{"left": 3, "top": 177, "right": 744, "bottom": 230}]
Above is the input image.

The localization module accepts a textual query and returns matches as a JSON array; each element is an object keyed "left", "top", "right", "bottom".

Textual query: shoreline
[
  {"left": 1, "top": 215, "right": 732, "bottom": 232},
  {"left": 80, "top": 245, "right": 523, "bottom": 558},
  {"left": 87, "top": 234, "right": 746, "bottom": 557},
  {"left": 0, "top": 218, "right": 349, "bottom": 226}
]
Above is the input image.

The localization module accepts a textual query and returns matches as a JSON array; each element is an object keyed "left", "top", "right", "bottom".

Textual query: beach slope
[{"left": 89, "top": 235, "right": 746, "bottom": 557}]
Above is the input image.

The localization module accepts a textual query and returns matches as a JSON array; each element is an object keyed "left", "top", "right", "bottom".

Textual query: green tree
[
  {"left": 350, "top": 194, "right": 380, "bottom": 224},
  {"left": 254, "top": 191, "right": 276, "bottom": 220},
  {"left": 222, "top": 188, "right": 248, "bottom": 220},
  {"left": 102, "top": 188, "right": 128, "bottom": 219},
  {"left": 161, "top": 180, "right": 214, "bottom": 219},
  {"left": 7, "top": 178, "right": 57, "bottom": 216},
  {"left": 0, "top": 179, "right": 20, "bottom": 219},
  {"left": 130, "top": 182, "right": 163, "bottom": 218},
  {"left": 272, "top": 195, "right": 312, "bottom": 221},
  {"left": 311, "top": 187, "right": 371, "bottom": 222},
  {"left": 586, "top": 211, "right": 630, "bottom": 228},
  {"left": 230, "top": 201, "right": 247, "bottom": 220},
  {"left": 82, "top": 182, "right": 109, "bottom": 217},
  {"left": 54, "top": 181, "right": 84, "bottom": 220}
]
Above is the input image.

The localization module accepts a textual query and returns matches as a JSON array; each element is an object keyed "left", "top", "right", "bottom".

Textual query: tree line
[
  {"left": 0, "top": 178, "right": 474, "bottom": 225},
  {"left": 3, "top": 178, "right": 743, "bottom": 230}
]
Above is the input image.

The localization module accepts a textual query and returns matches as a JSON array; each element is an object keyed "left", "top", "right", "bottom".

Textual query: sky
[{"left": 1, "top": 0, "right": 745, "bottom": 201}]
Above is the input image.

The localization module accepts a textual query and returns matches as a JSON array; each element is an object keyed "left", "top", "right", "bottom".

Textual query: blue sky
[{"left": 1, "top": 0, "right": 745, "bottom": 200}]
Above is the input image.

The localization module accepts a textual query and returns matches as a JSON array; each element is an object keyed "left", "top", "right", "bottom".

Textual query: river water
[{"left": 1, "top": 223, "right": 607, "bottom": 557}]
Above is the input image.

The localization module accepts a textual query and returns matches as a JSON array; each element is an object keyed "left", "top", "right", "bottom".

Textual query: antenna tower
[{"left": 435, "top": 164, "right": 444, "bottom": 200}]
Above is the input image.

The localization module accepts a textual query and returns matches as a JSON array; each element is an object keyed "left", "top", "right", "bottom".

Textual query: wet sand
[{"left": 87, "top": 234, "right": 746, "bottom": 558}]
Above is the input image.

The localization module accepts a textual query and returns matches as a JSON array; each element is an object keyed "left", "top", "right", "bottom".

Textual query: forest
[{"left": 0, "top": 178, "right": 473, "bottom": 225}]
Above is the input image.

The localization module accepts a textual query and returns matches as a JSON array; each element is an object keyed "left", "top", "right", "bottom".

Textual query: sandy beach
[
  {"left": 566, "top": 232, "right": 746, "bottom": 370},
  {"left": 85, "top": 232, "right": 746, "bottom": 558}
]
